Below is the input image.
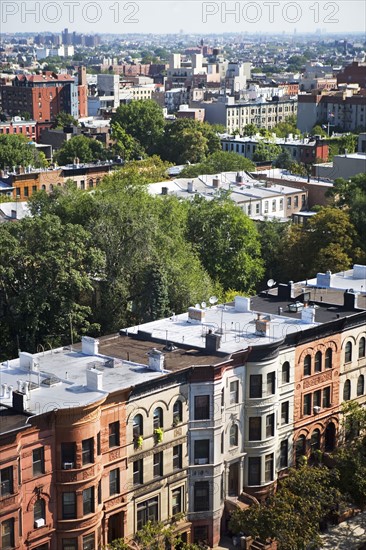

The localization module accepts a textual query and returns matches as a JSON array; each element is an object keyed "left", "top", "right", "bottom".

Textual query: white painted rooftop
[{"left": 305, "top": 265, "right": 366, "bottom": 293}]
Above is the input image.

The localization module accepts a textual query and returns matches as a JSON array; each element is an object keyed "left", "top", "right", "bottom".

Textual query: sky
[{"left": 1, "top": 0, "right": 366, "bottom": 35}]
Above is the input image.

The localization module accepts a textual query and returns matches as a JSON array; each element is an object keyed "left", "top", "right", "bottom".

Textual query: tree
[
  {"left": 242, "top": 123, "right": 259, "bottom": 136},
  {"left": 110, "top": 122, "right": 145, "bottom": 161},
  {"left": 52, "top": 111, "right": 79, "bottom": 129},
  {"left": 257, "top": 219, "right": 291, "bottom": 284},
  {"left": 54, "top": 135, "right": 107, "bottom": 165},
  {"left": 252, "top": 141, "right": 281, "bottom": 162},
  {"left": 0, "top": 215, "right": 103, "bottom": 358},
  {"left": 229, "top": 465, "right": 342, "bottom": 550},
  {"left": 179, "top": 151, "right": 255, "bottom": 178},
  {"left": 111, "top": 100, "right": 165, "bottom": 155},
  {"left": 186, "top": 195, "right": 264, "bottom": 291},
  {"left": 311, "top": 125, "right": 327, "bottom": 137},
  {"left": 159, "top": 119, "right": 220, "bottom": 165},
  {"left": 272, "top": 115, "right": 301, "bottom": 138},
  {"left": 0, "top": 134, "right": 48, "bottom": 170},
  {"left": 275, "top": 149, "right": 293, "bottom": 170}
]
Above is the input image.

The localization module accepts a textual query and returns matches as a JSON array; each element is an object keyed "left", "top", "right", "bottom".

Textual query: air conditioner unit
[
  {"left": 313, "top": 406, "right": 321, "bottom": 414},
  {"left": 34, "top": 518, "right": 45, "bottom": 528},
  {"left": 63, "top": 462, "right": 74, "bottom": 470}
]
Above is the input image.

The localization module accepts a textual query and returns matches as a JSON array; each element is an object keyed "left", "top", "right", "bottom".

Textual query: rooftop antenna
[
  {"left": 209, "top": 296, "right": 218, "bottom": 306},
  {"left": 69, "top": 313, "right": 73, "bottom": 351},
  {"left": 266, "top": 279, "right": 276, "bottom": 296}
]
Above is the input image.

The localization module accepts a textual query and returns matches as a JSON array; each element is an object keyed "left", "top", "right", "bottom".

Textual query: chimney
[
  {"left": 81, "top": 336, "right": 99, "bottom": 356},
  {"left": 278, "top": 281, "right": 294, "bottom": 300},
  {"left": 205, "top": 330, "right": 221, "bottom": 352},
  {"left": 187, "top": 180, "right": 194, "bottom": 193},
  {"left": 73, "top": 157, "right": 80, "bottom": 166},
  {"left": 86, "top": 367, "right": 103, "bottom": 391},
  {"left": 301, "top": 306, "right": 316, "bottom": 324},
  {"left": 1, "top": 383, "right": 8, "bottom": 398},
  {"left": 316, "top": 270, "right": 332, "bottom": 288},
  {"left": 235, "top": 296, "right": 251, "bottom": 312},
  {"left": 12, "top": 390, "right": 27, "bottom": 412},
  {"left": 236, "top": 172, "right": 243, "bottom": 183},
  {"left": 344, "top": 289, "right": 358, "bottom": 310},
  {"left": 255, "top": 314, "right": 270, "bottom": 336},
  {"left": 188, "top": 307, "right": 206, "bottom": 323},
  {"left": 148, "top": 349, "right": 165, "bottom": 372},
  {"left": 212, "top": 177, "right": 220, "bottom": 188},
  {"left": 161, "top": 186, "right": 168, "bottom": 195}
]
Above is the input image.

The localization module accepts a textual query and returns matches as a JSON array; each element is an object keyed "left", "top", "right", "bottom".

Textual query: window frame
[
  {"left": 82, "top": 438, "right": 94, "bottom": 466},
  {"left": 282, "top": 361, "right": 290, "bottom": 384},
  {"left": 229, "top": 380, "right": 239, "bottom": 404},
  {"left": 109, "top": 421, "right": 120, "bottom": 448},
  {"left": 133, "top": 459, "right": 143, "bottom": 486},
  {"left": 248, "top": 457, "right": 261, "bottom": 486},
  {"left": 0, "top": 466, "right": 13, "bottom": 497},
  {"left": 153, "top": 452, "right": 163, "bottom": 478},
  {"left": 109, "top": 468, "right": 120, "bottom": 496},
  {"left": 194, "top": 481, "right": 210, "bottom": 512},
  {"left": 194, "top": 395, "right": 210, "bottom": 420},
  {"left": 266, "top": 413, "right": 275, "bottom": 438},
  {"left": 229, "top": 424, "right": 238, "bottom": 447},
  {"left": 82, "top": 486, "right": 95, "bottom": 516},
  {"left": 249, "top": 374, "right": 262, "bottom": 398},
  {"left": 304, "top": 354, "right": 311, "bottom": 376},
  {"left": 62, "top": 492, "right": 76, "bottom": 520},
  {"left": 33, "top": 447, "right": 45, "bottom": 476}
]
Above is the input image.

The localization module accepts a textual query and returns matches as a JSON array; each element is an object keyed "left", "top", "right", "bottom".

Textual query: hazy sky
[{"left": 1, "top": 0, "right": 366, "bottom": 35}]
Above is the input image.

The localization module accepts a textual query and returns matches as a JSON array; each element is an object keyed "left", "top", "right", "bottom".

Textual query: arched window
[
  {"left": 343, "top": 379, "right": 351, "bottom": 401},
  {"left": 345, "top": 342, "right": 352, "bottom": 363},
  {"left": 310, "top": 429, "right": 321, "bottom": 452},
  {"left": 282, "top": 361, "right": 290, "bottom": 384},
  {"left": 49, "top": 184, "right": 54, "bottom": 192},
  {"left": 357, "top": 375, "right": 364, "bottom": 396},
  {"left": 359, "top": 337, "right": 366, "bottom": 359},
  {"left": 173, "top": 400, "right": 182, "bottom": 425},
  {"left": 89, "top": 179, "right": 94, "bottom": 188},
  {"left": 34, "top": 498, "right": 45, "bottom": 524},
  {"left": 153, "top": 407, "right": 163, "bottom": 430},
  {"left": 133, "top": 414, "right": 143, "bottom": 438},
  {"left": 325, "top": 348, "right": 332, "bottom": 369},
  {"left": 295, "top": 435, "right": 306, "bottom": 463},
  {"left": 230, "top": 424, "right": 238, "bottom": 447},
  {"left": 304, "top": 355, "right": 311, "bottom": 376},
  {"left": 314, "top": 351, "right": 322, "bottom": 373},
  {"left": 41, "top": 184, "right": 46, "bottom": 191}
]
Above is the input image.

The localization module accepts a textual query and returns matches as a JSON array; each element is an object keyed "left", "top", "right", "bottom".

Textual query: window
[
  {"left": 172, "top": 487, "right": 183, "bottom": 516},
  {"left": 194, "top": 526, "right": 209, "bottom": 545},
  {"left": 287, "top": 197, "right": 292, "bottom": 207},
  {"left": 265, "top": 453, "right": 274, "bottom": 482},
  {"left": 133, "top": 414, "right": 143, "bottom": 439},
  {"left": 249, "top": 375, "right": 262, "bottom": 398},
  {"left": 230, "top": 380, "right": 239, "bottom": 404},
  {"left": 83, "top": 533, "right": 95, "bottom": 550},
  {"left": 82, "top": 438, "right": 94, "bottom": 465},
  {"left": 1, "top": 518, "right": 14, "bottom": 548},
  {"left": 173, "top": 445, "right": 182, "bottom": 470},
  {"left": 282, "top": 361, "right": 290, "bottom": 384},
  {"left": 303, "top": 393, "right": 312, "bottom": 416},
  {"left": 359, "top": 337, "right": 366, "bottom": 359},
  {"left": 63, "top": 539, "right": 78, "bottom": 550},
  {"left": 137, "top": 497, "right": 159, "bottom": 530},
  {"left": 325, "top": 348, "right": 332, "bottom": 369},
  {"left": 24, "top": 186, "right": 29, "bottom": 197},
  {"left": 33, "top": 447, "right": 45, "bottom": 476},
  {"left": 133, "top": 459, "right": 143, "bottom": 486},
  {"left": 194, "top": 440, "right": 209, "bottom": 464},
  {"left": 194, "top": 481, "right": 210, "bottom": 512},
  {"left": 294, "top": 196, "right": 299, "bottom": 207},
  {"left": 98, "top": 481, "right": 101, "bottom": 505},
  {"left": 97, "top": 433, "right": 101, "bottom": 455},
  {"left": 357, "top": 375, "right": 364, "bottom": 396},
  {"left": 249, "top": 417, "right": 261, "bottom": 441},
  {"left": 345, "top": 342, "right": 352, "bottom": 363},
  {"left": 109, "top": 422, "right": 119, "bottom": 448},
  {"left": 173, "top": 400, "right": 183, "bottom": 424},
  {"left": 280, "top": 439, "right": 288, "bottom": 468},
  {"left": 323, "top": 386, "right": 331, "bottom": 408},
  {"left": 272, "top": 200, "right": 276, "bottom": 212},
  {"left": 62, "top": 492, "right": 76, "bottom": 519},
  {"left": 267, "top": 372, "right": 275, "bottom": 395},
  {"left": 0, "top": 466, "right": 13, "bottom": 496},
  {"left": 264, "top": 200, "right": 269, "bottom": 213},
  {"left": 248, "top": 457, "right": 261, "bottom": 486},
  {"left": 153, "top": 452, "right": 163, "bottom": 477},
  {"left": 266, "top": 413, "right": 275, "bottom": 437},
  {"left": 34, "top": 498, "right": 45, "bottom": 524},
  {"left": 343, "top": 379, "right": 351, "bottom": 401},
  {"left": 314, "top": 351, "right": 322, "bottom": 373},
  {"left": 61, "top": 442, "right": 76, "bottom": 468},
  {"left": 109, "top": 469, "right": 119, "bottom": 496},
  {"left": 295, "top": 435, "right": 306, "bottom": 463},
  {"left": 313, "top": 389, "right": 321, "bottom": 409},
  {"left": 281, "top": 402, "right": 289, "bottom": 425},
  {"left": 230, "top": 424, "right": 238, "bottom": 447},
  {"left": 310, "top": 429, "right": 320, "bottom": 452},
  {"left": 83, "top": 486, "right": 94, "bottom": 515},
  {"left": 153, "top": 407, "right": 163, "bottom": 430},
  {"left": 304, "top": 355, "right": 311, "bottom": 376},
  {"left": 194, "top": 395, "right": 210, "bottom": 420},
  {"left": 88, "top": 179, "right": 94, "bottom": 188}
]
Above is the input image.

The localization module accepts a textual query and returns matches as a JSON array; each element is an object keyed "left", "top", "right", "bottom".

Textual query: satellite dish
[
  {"left": 195, "top": 303, "right": 200, "bottom": 309},
  {"left": 267, "top": 279, "right": 276, "bottom": 288},
  {"left": 201, "top": 301, "right": 207, "bottom": 309},
  {"left": 209, "top": 296, "right": 218, "bottom": 305}
]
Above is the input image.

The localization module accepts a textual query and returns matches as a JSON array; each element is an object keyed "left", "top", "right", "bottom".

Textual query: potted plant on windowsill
[
  {"left": 134, "top": 435, "right": 143, "bottom": 449},
  {"left": 154, "top": 427, "right": 163, "bottom": 443}
]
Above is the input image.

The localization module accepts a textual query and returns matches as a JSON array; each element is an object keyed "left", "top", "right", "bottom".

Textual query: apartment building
[
  {"left": 0, "top": 117, "right": 37, "bottom": 140},
  {"left": 1, "top": 267, "right": 366, "bottom": 548}
]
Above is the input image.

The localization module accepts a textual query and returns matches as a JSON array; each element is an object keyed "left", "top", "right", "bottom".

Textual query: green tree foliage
[
  {"left": 159, "top": 119, "right": 221, "bottom": 164},
  {"left": 0, "top": 215, "right": 103, "bottom": 358},
  {"left": 275, "top": 149, "right": 293, "bottom": 170},
  {"left": 242, "top": 123, "right": 259, "bottom": 136},
  {"left": 111, "top": 100, "right": 165, "bottom": 155},
  {"left": 52, "top": 111, "right": 79, "bottom": 129},
  {"left": 257, "top": 220, "right": 290, "bottom": 284},
  {"left": 180, "top": 151, "right": 255, "bottom": 178},
  {"left": 110, "top": 122, "right": 145, "bottom": 161},
  {"left": 54, "top": 135, "right": 107, "bottom": 165},
  {"left": 0, "top": 134, "right": 48, "bottom": 170},
  {"left": 328, "top": 134, "right": 358, "bottom": 160},
  {"left": 186, "top": 195, "right": 264, "bottom": 291},
  {"left": 252, "top": 141, "right": 282, "bottom": 162},
  {"left": 229, "top": 465, "right": 342, "bottom": 550},
  {"left": 100, "top": 156, "right": 172, "bottom": 188},
  {"left": 311, "top": 125, "right": 328, "bottom": 137},
  {"left": 272, "top": 115, "right": 301, "bottom": 138}
]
